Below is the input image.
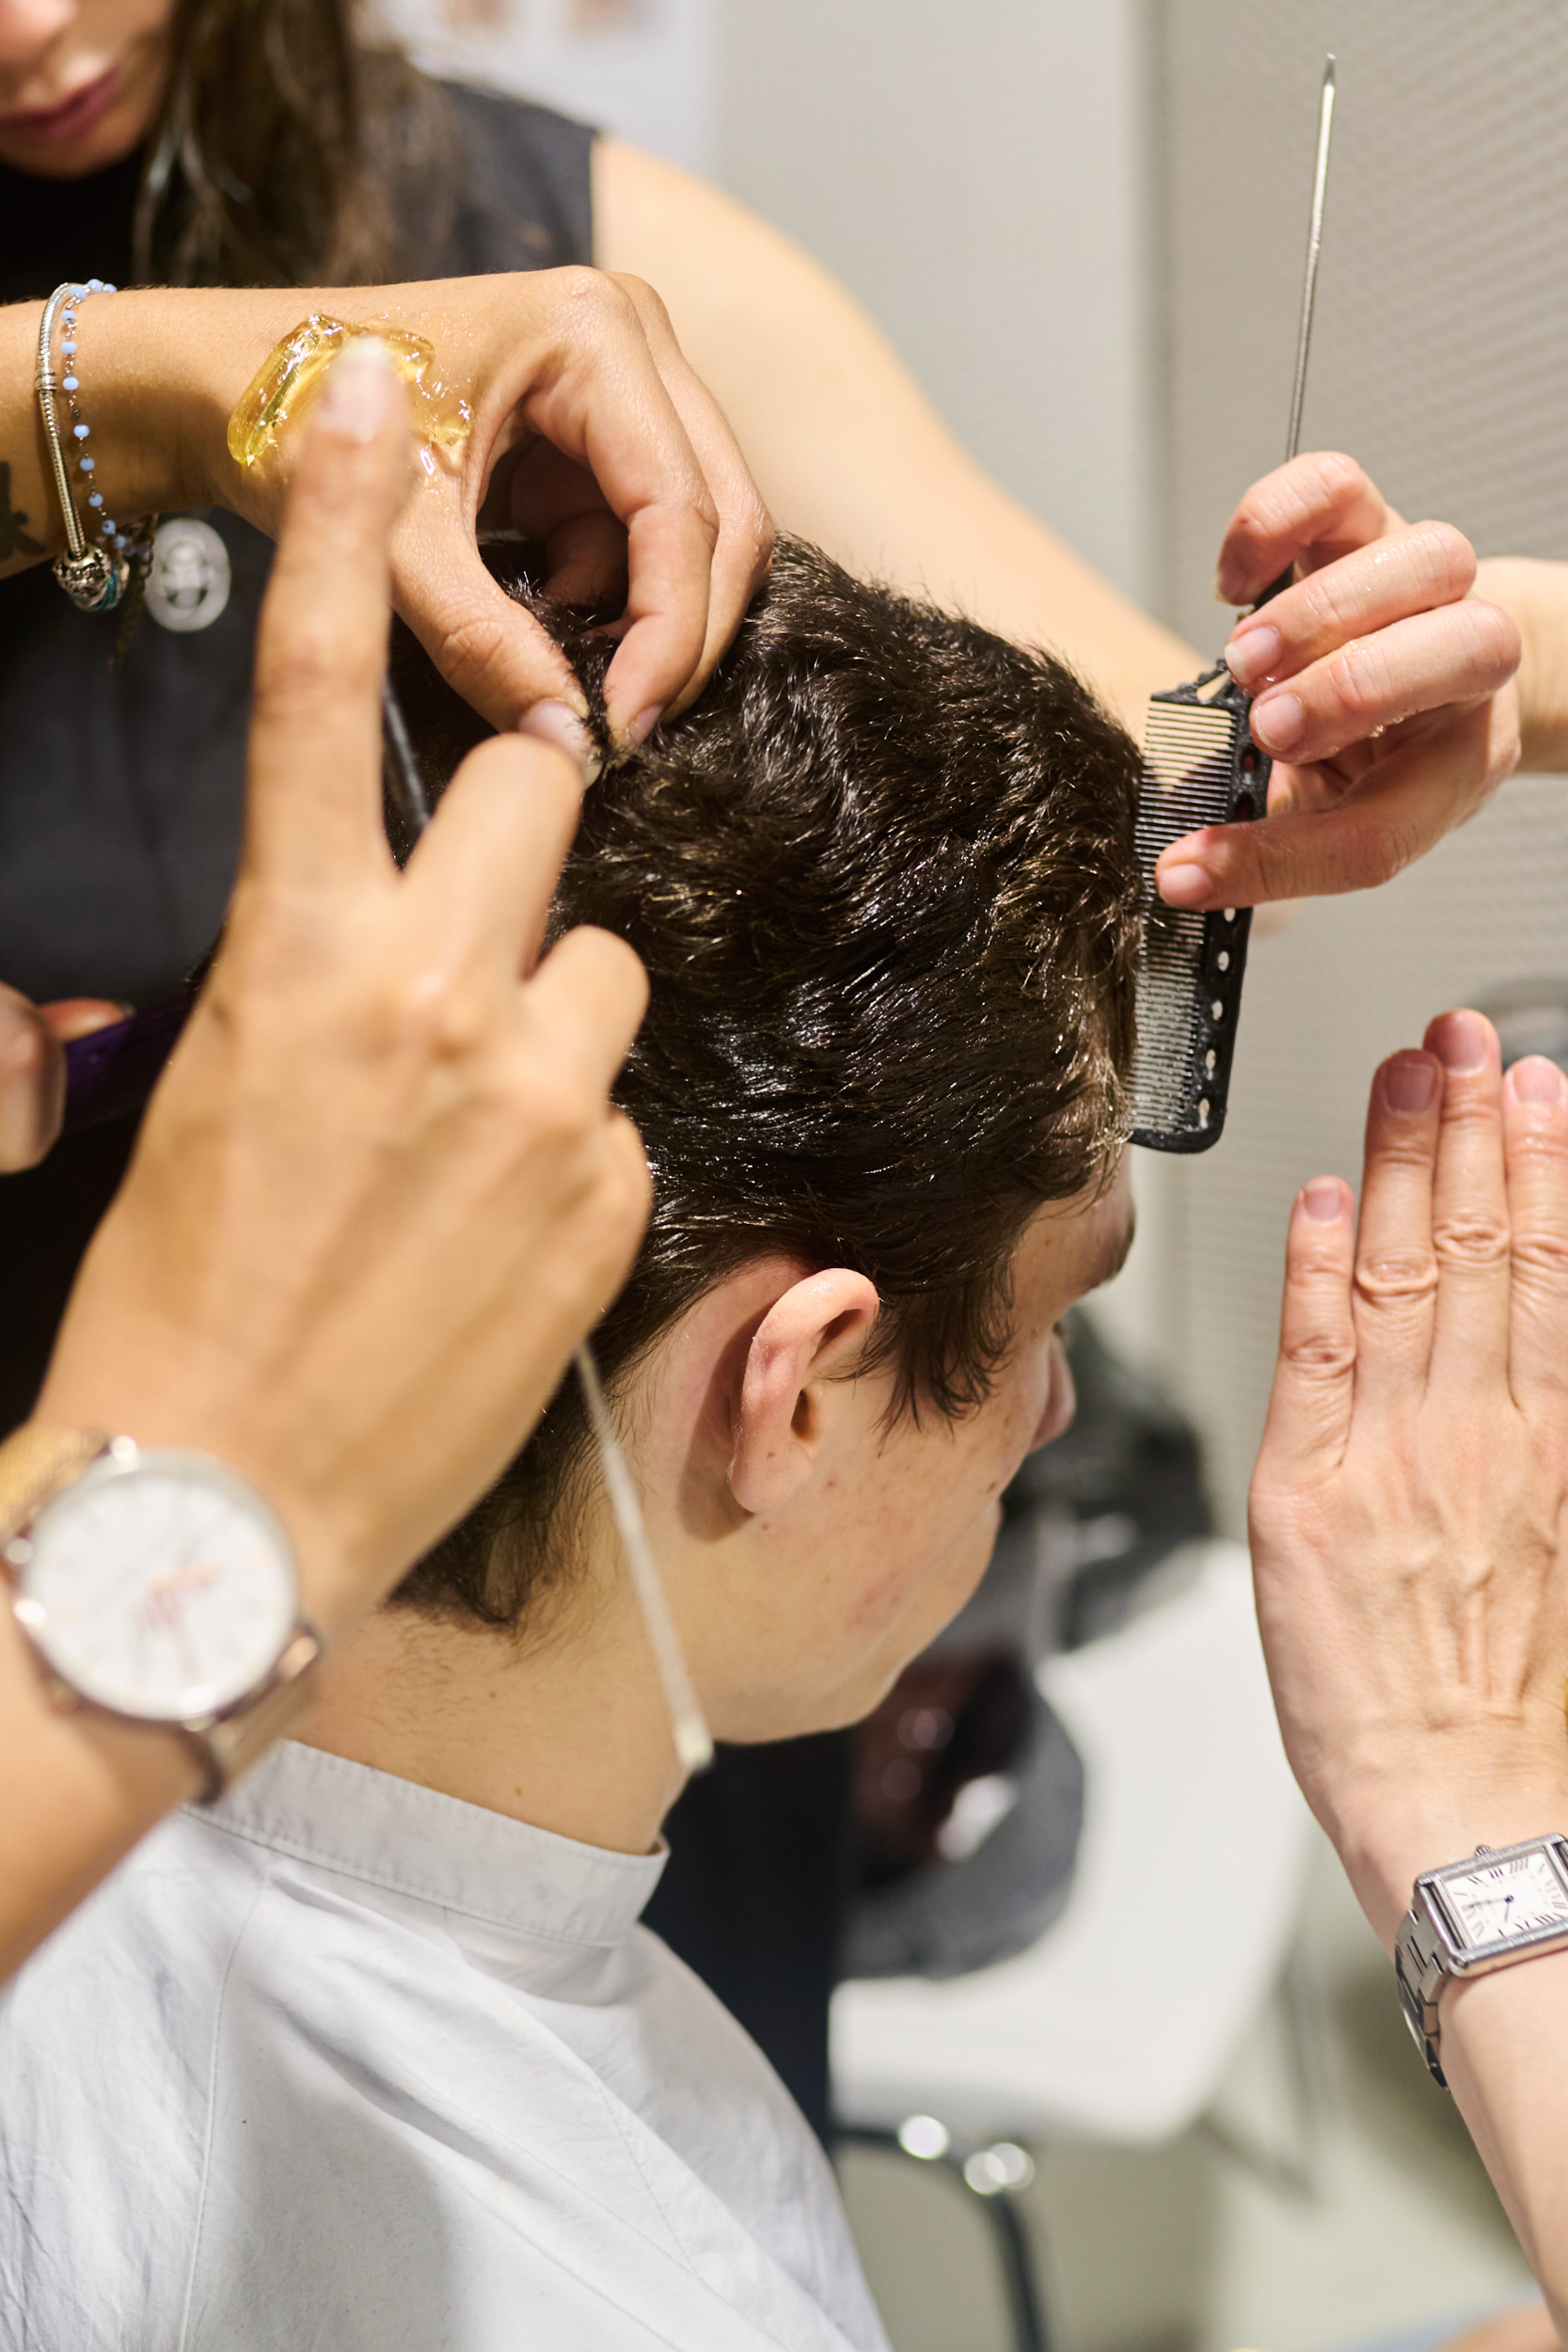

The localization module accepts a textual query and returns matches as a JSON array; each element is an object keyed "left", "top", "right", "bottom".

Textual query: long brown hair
[{"left": 133, "top": 0, "right": 447, "bottom": 288}]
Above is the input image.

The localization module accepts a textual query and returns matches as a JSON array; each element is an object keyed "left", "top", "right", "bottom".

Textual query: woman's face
[{"left": 0, "top": 0, "right": 173, "bottom": 179}]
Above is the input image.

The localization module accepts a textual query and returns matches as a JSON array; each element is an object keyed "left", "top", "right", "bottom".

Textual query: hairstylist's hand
[
  {"left": 1156, "top": 454, "right": 1522, "bottom": 910},
  {"left": 219, "top": 269, "right": 774, "bottom": 748},
  {"left": 0, "top": 989, "right": 125, "bottom": 1172},
  {"left": 34, "top": 337, "right": 652, "bottom": 1645},
  {"left": 1248, "top": 1009, "right": 1568, "bottom": 1947}
]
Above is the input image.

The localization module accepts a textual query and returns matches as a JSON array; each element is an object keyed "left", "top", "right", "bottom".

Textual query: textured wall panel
[{"left": 1143, "top": 3, "right": 1568, "bottom": 1529}]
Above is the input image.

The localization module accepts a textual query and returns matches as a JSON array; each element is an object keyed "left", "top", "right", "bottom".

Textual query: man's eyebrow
[{"left": 1086, "top": 1208, "right": 1137, "bottom": 1295}]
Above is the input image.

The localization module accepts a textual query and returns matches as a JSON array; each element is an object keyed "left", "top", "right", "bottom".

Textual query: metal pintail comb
[{"left": 1131, "top": 54, "right": 1337, "bottom": 1152}]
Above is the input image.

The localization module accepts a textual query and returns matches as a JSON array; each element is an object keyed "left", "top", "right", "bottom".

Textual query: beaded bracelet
[{"left": 34, "top": 279, "right": 155, "bottom": 614}]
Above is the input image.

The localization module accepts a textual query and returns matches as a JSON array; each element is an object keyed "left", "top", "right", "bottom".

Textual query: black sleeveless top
[{"left": 0, "top": 84, "right": 594, "bottom": 1007}]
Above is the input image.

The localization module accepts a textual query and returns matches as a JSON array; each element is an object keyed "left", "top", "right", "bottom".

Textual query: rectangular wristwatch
[{"left": 1395, "top": 1835, "right": 1568, "bottom": 2086}]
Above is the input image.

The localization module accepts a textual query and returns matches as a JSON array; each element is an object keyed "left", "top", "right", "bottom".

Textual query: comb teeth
[{"left": 1131, "top": 687, "right": 1261, "bottom": 1153}]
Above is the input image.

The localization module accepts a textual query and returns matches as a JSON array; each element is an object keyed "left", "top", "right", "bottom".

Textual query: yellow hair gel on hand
[{"left": 227, "top": 313, "right": 473, "bottom": 479}]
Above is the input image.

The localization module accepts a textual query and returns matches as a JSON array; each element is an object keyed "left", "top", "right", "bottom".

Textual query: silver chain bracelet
[{"left": 34, "top": 281, "right": 155, "bottom": 614}]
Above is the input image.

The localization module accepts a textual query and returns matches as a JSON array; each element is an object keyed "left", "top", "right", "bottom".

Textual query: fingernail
[
  {"left": 1213, "top": 564, "right": 1244, "bottom": 604},
  {"left": 627, "top": 706, "right": 662, "bottom": 748},
  {"left": 319, "top": 336, "right": 400, "bottom": 444},
  {"left": 1250, "top": 690, "right": 1305, "bottom": 753},
  {"left": 1302, "top": 1178, "right": 1347, "bottom": 1223},
  {"left": 518, "top": 698, "right": 594, "bottom": 775},
  {"left": 1510, "top": 1055, "right": 1568, "bottom": 1106},
  {"left": 1383, "top": 1054, "right": 1436, "bottom": 1115},
  {"left": 1225, "top": 624, "right": 1282, "bottom": 690},
  {"left": 1156, "top": 862, "right": 1211, "bottom": 908},
  {"left": 1429, "top": 1009, "right": 1491, "bottom": 1076}
]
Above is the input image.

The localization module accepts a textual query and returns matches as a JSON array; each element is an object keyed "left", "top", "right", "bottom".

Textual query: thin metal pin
[
  {"left": 380, "top": 675, "right": 433, "bottom": 843},
  {"left": 1284, "top": 56, "right": 1337, "bottom": 465},
  {"left": 575, "top": 1342, "right": 714, "bottom": 1774},
  {"left": 378, "top": 674, "right": 711, "bottom": 1776}
]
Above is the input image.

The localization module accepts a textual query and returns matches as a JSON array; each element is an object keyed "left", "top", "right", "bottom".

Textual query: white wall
[{"left": 714, "top": 0, "right": 1157, "bottom": 609}]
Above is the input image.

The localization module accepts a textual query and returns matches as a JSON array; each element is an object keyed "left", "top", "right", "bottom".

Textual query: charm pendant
[{"left": 52, "top": 542, "right": 130, "bottom": 613}]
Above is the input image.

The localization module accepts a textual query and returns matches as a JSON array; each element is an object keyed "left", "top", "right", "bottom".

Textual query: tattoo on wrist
[{"left": 0, "top": 461, "right": 44, "bottom": 561}]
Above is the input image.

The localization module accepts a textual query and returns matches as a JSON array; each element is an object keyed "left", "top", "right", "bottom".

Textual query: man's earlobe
[{"left": 728, "top": 1269, "right": 879, "bottom": 1514}]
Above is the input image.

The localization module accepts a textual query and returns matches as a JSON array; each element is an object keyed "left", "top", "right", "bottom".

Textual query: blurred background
[{"left": 370, "top": 4, "right": 1568, "bottom": 2346}]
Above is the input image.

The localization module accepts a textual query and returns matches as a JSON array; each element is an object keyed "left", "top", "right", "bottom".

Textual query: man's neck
[{"left": 297, "top": 1589, "right": 688, "bottom": 1858}]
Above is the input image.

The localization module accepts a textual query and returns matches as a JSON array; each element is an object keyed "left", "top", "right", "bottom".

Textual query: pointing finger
[{"left": 244, "top": 339, "right": 411, "bottom": 893}]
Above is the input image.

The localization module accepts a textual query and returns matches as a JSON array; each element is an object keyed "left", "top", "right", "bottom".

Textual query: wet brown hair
[
  {"left": 391, "top": 537, "right": 1143, "bottom": 1629},
  {"left": 134, "top": 0, "right": 437, "bottom": 287}
]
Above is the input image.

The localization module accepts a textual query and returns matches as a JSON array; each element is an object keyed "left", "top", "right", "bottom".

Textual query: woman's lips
[{"left": 0, "top": 65, "right": 121, "bottom": 147}]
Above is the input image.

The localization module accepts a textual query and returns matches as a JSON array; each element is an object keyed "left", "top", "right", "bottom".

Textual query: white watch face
[
  {"left": 1437, "top": 1848, "right": 1568, "bottom": 1949},
  {"left": 12, "top": 1451, "right": 296, "bottom": 1722}
]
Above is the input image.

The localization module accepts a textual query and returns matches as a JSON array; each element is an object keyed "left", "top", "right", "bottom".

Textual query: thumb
[
  {"left": 392, "top": 499, "right": 595, "bottom": 746},
  {"left": 0, "top": 986, "right": 67, "bottom": 1172}
]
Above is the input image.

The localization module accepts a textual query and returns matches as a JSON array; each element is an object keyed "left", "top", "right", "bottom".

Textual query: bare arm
[
  {"left": 1249, "top": 1010, "right": 1568, "bottom": 2323},
  {"left": 0, "top": 344, "right": 650, "bottom": 1980},
  {"left": 0, "top": 269, "right": 770, "bottom": 739},
  {"left": 593, "top": 135, "right": 1189, "bottom": 734},
  {"left": 596, "top": 140, "right": 1549, "bottom": 907}
]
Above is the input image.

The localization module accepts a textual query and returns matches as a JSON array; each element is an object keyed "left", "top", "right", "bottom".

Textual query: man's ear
[{"left": 728, "top": 1269, "right": 880, "bottom": 1514}]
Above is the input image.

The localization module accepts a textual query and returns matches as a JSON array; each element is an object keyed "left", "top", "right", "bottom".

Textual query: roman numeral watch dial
[
  {"left": 1396, "top": 1835, "right": 1568, "bottom": 2088},
  {"left": 1439, "top": 1850, "right": 1568, "bottom": 1948}
]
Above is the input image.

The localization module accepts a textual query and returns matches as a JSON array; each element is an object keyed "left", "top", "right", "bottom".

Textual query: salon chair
[{"left": 831, "top": 1537, "right": 1314, "bottom": 2352}]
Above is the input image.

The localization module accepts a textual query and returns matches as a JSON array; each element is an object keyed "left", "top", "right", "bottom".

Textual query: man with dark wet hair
[{"left": 0, "top": 541, "right": 1142, "bottom": 2352}]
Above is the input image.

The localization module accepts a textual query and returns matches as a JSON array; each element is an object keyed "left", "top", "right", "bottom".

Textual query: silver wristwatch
[
  {"left": 1395, "top": 1834, "right": 1568, "bottom": 2086},
  {"left": 1, "top": 1427, "right": 322, "bottom": 1801}
]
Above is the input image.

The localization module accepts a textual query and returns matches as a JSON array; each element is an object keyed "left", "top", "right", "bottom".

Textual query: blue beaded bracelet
[{"left": 34, "top": 279, "right": 156, "bottom": 614}]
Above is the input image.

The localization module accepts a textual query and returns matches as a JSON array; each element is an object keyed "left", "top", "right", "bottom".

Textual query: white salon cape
[{"left": 0, "top": 1740, "right": 891, "bottom": 2352}]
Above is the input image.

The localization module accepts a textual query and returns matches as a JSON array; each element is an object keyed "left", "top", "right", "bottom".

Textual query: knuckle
[
  {"left": 1462, "top": 596, "right": 1523, "bottom": 688},
  {"left": 255, "top": 618, "right": 377, "bottom": 713},
  {"left": 605, "top": 271, "right": 672, "bottom": 335},
  {"left": 1280, "top": 1327, "right": 1357, "bottom": 1380},
  {"left": 1307, "top": 450, "right": 1369, "bottom": 508},
  {"left": 1512, "top": 1230, "right": 1568, "bottom": 1290},
  {"left": 430, "top": 609, "right": 512, "bottom": 708},
  {"left": 1432, "top": 1207, "right": 1511, "bottom": 1272},
  {"left": 1354, "top": 1247, "right": 1438, "bottom": 1306},
  {"left": 1349, "top": 814, "right": 1423, "bottom": 888},
  {"left": 1323, "top": 635, "right": 1393, "bottom": 725},
  {"left": 1407, "top": 518, "right": 1477, "bottom": 600}
]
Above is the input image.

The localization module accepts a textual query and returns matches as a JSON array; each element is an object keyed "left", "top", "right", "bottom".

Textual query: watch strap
[
  {"left": 1395, "top": 1835, "right": 1568, "bottom": 2090},
  {"left": 0, "top": 1424, "right": 109, "bottom": 1546},
  {"left": 1394, "top": 1893, "right": 1451, "bottom": 2087},
  {"left": 185, "top": 1620, "right": 324, "bottom": 1803}
]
